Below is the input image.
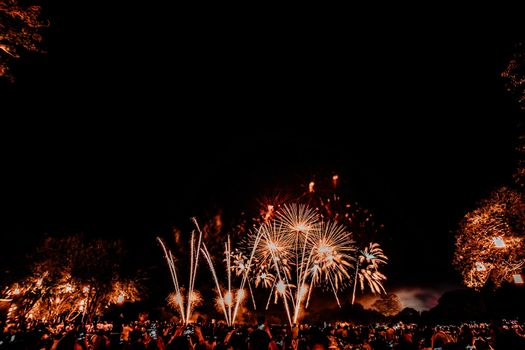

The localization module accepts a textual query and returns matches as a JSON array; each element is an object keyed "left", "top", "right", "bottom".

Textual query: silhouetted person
[{"left": 248, "top": 316, "right": 271, "bottom": 350}]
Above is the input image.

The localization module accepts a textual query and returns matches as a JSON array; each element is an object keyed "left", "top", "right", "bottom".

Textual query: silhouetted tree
[
  {"left": 453, "top": 43, "right": 525, "bottom": 290},
  {"left": 501, "top": 42, "right": 525, "bottom": 110},
  {"left": 394, "top": 307, "right": 421, "bottom": 323},
  {"left": 372, "top": 293, "right": 402, "bottom": 316},
  {"left": 426, "top": 289, "right": 486, "bottom": 322}
]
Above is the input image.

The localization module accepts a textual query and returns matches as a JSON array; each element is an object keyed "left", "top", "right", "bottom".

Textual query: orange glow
[
  {"left": 264, "top": 205, "right": 274, "bottom": 222},
  {"left": 309, "top": 181, "right": 315, "bottom": 193},
  {"left": 224, "top": 291, "right": 233, "bottom": 306},
  {"left": 236, "top": 289, "right": 245, "bottom": 301},
  {"left": 332, "top": 175, "right": 339, "bottom": 187}
]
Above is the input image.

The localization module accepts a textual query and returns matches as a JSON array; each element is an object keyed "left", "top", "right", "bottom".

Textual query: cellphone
[
  {"left": 183, "top": 325, "right": 194, "bottom": 336},
  {"left": 148, "top": 326, "right": 157, "bottom": 340},
  {"left": 257, "top": 324, "right": 265, "bottom": 330}
]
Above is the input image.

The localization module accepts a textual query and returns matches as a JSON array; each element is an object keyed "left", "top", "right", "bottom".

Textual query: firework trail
[{"left": 157, "top": 218, "right": 204, "bottom": 325}]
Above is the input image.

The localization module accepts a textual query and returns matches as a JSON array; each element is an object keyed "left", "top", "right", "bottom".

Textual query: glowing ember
[
  {"left": 264, "top": 205, "right": 275, "bottom": 221},
  {"left": 332, "top": 175, "right": 339, "bottom": 187}
]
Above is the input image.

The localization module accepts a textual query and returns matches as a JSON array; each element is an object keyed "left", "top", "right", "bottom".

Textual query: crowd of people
[{"left": 1, "top": 316, "right": 525, "bottom": 349}]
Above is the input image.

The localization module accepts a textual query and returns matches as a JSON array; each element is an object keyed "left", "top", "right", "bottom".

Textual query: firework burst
[{"left": 242, "top": 204, "right": 357, "bottom": 325}]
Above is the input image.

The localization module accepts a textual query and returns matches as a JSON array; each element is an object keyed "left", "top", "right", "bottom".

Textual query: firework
[
  {"left": 349, "top": 242, "right": 388, "bottom": 304},
  {"left": 157, "top": 218, "right": 204, "bottom": 325},
  {"left": 307, "top": 221, "right": 356, "bottom": 307},
  {"left": 243, "top": 204, "right": 357, "bottom": 325},
  {"left": 201, "top": 236, "right": 248, "bottom": 326}
]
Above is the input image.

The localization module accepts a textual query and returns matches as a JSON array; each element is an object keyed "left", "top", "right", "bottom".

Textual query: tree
[
  {"left": 372, "top": 293, "right": 402, "bottom": 316},
  {"left": 501, "top": 42, "right": 525, "bottom": 110},
  {"left": 0, "top": 0, "right": 47, "bottom": 81},
  {"left": 502, "top": 43, "right": 525, "bottom": 190},
  {"left": 4, "top": 235, "right": 141, "bottom": 323},
  {"left": 425, "top": 289, "right": 486, "bottom": 322},
  {"left": 453, "top": 43, "right": 525, "bottom": 290},
  {"left": 394, "top": 307, "right": 421, "bottom": 323},
  {"left": 453, "top": 187, "right": 524, "bottom": 289},
  {"left": 513, "top": 134, "right": 525, "bottom": 190}
]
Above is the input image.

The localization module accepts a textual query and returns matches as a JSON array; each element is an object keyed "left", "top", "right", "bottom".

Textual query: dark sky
[{"left": 1, "top": 5, "right": 524, "bottom": 299}]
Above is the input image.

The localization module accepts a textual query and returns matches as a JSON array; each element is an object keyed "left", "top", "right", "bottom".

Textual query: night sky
[{"left": 1, "top": 4, "right": 524, "bottom": 308}]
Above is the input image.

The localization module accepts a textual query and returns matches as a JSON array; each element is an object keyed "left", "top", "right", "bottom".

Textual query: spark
[
  {"left": 264, "top": 205, "right": 274, "bottom": 222},
  {"left": 332, "top": 175, "right": 339, "bottom": 187}
]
